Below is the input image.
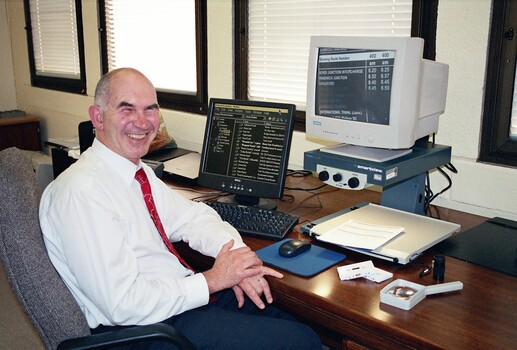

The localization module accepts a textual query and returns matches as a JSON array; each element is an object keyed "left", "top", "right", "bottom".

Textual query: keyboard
[{"left": 203, "top": 201, "right": 299, "bottom": 240}]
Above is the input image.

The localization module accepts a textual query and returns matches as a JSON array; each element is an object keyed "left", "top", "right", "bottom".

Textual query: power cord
[
  {"left": 283, "top": 169, "right": 335, "bottom": 213},
  {"left": 424, "top": 162, "right": 458, "bottom": 215}
]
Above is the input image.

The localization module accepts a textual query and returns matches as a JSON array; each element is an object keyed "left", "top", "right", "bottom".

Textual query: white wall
[
  {"left": 431, "top": 0, "right": 517, "bottom": 220},
  {"left": 5, "top": 0, "right": 517, "bottom": 221}
]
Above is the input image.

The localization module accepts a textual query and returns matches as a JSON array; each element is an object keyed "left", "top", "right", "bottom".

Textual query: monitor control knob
[
  {"left": 318, "top": 170, "right": 329, "bottom": 182},
  {"left": 348, "top": 177, "right": 360, "bottom": 189},
  {"left": 332, "top": 173, "right": 343, "bottom": 182}
]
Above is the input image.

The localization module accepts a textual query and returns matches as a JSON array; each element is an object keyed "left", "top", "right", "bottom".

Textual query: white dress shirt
[{"left": 40, "top": 139, "right": 244, "bottom": 328}]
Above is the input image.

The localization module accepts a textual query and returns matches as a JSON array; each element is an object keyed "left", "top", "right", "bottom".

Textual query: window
[
  {"left": 480, "top": 0, "right": 517, "bottom": 167},
  {"left": 23, "top": 0, "right": 86, "bottom": 94},
  {"left": 235, "top": 0, "right": 438, "bottom": 129},
  {"left": 99, "top": 0, "right": 207, "bottom": 114}
]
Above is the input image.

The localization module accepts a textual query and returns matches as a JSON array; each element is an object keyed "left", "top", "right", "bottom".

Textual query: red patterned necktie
[{"left": 135, "top": 168, "right": 193, "bottom": 271}]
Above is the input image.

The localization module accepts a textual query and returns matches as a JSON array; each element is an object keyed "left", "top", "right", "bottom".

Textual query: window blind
[
  {"left": 104, "top": 0, "right": 197, "bottom": 94},
  {"left": 29, "top": 0, "right": 80, "bottom": 78},
  {"left": 248, "top": 0, "right": 412, "bottom": 109}
]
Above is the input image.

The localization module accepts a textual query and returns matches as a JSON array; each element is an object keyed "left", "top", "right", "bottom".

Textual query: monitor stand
[
  {"left": 218, "top": 194, "right": 277, "bottom": 211},
  {"left": 320, "top": 144, "right": 412, "bottom": 162},
  {"left": 304, "top": 142, "right": 452, "bottom": 215}
]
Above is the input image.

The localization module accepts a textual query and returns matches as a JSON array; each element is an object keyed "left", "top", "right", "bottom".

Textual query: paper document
[
  {"left": 163, "top": 152, "right": 200, "bottom": 179},
  {"left": 316, "top": 220, "right": 405, "bottom": 250}
]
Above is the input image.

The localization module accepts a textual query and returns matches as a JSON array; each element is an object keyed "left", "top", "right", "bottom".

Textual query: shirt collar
[{"left": 91, "top": 139, "right": 141, "bottom": 185}]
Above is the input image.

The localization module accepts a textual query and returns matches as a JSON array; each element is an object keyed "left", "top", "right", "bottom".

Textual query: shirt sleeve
[
  {"left": 153, "top": 179, "right": 247, "bottom": 256},
  {"left": 40, "top": 185, "right": 210, "bottom": 328}
]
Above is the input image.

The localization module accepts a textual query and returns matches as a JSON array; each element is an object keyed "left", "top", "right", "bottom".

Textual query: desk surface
[{"left": 173, "top": 174, "right": 517, "bottom": 350}]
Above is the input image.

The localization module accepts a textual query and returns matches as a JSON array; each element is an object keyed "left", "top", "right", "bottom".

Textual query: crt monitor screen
[
  {"left": 316, "top": 47, "right": 394, "bottom": 126},
  {"left": 306, "top": 36, "right": 449, "bottom": 150},
  {"left": 198, "top": 98, "right": 296, "bottom": 208}
]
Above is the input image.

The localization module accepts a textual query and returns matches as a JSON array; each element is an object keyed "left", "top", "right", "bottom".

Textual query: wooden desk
[{"left": 174, "top": 175, "right": 517, "bottom": 350}]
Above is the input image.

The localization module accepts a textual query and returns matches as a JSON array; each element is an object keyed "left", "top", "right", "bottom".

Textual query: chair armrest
[{"left": 57, "top": 323, "right": 195, "bottom": 350}]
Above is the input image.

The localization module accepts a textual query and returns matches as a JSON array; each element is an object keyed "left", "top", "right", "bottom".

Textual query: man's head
[{"left": 89, "top": 68, "right": 160, "bottom": 164}]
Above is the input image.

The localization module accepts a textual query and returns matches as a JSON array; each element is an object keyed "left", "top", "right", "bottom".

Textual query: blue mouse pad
[{"left": 256, "top": 239, "right": 346, "bottom": 277}]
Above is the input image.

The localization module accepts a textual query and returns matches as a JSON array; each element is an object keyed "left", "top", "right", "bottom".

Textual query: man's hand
[
  {"left": 232, "top": 266, "right": 283, "bottom": 309},
  {"left": 203, "top": 240, "right": 264, "bottom": 294}
]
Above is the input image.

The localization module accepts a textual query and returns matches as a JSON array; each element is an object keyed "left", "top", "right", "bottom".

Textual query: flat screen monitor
[
  {"left": 198, "top": 98, "right": 296, "bottom": 209},
  {"left": 306, "top": 36, "right": 449, "bottom": 153}
]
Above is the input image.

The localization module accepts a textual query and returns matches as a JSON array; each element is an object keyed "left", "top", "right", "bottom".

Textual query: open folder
[{"left": 310, "top": 203, "right": 460, "bottom": 264}]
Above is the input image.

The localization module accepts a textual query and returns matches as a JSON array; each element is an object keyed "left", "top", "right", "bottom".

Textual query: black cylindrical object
[{"left": 433, "top": 255, "right": 446, "bottom": 281}]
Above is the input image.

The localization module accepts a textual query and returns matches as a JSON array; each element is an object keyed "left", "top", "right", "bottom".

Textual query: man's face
[{"left": 91, "top": 71, "right": 160, "bottom": 164}]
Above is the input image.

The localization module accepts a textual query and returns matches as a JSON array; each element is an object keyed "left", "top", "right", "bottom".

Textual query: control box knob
[
  {"left": 332, "top": 173, "right": 343, "bottom": 182},
  {"left": 348, "top": 177, "right": 360, "bottom": 189},
  {"left": 318, "top": 170, "right": 329, "bottom": 181}
]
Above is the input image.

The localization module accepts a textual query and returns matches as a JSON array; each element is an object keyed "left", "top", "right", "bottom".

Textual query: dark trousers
[{"left": 92, "top": 290, "right": 321, "bottom": 349}]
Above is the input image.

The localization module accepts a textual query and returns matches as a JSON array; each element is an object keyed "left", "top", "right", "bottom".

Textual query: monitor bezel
[
  {"left": 198, "top": 98, "right": 296, "bottom": 205},
  {"left": 306, "top": 36, "right": 426, "bottom": 150}
]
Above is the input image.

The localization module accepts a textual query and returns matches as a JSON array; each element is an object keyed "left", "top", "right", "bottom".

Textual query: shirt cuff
[{"left": 183, "top": 272, "right": 210, "bottom": 309}]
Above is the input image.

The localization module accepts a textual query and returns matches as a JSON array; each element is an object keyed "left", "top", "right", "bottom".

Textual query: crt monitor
[
  {"left": 306, "top": 36, "right": 449, "bottom": 152},
  {"left": 198, "top": 98, "right": 296, "bottom": 210}
]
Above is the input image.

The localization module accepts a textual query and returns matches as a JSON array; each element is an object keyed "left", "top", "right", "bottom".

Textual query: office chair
[
  {"left": 0, "top": 147, "right": 195, "bottom": 350},
  {"left": 78, "top": 120, "right": 95, "bottom": 154}
]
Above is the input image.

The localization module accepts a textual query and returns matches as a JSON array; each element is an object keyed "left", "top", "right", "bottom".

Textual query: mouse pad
[{"left": 256, "top": 239, "right": 346, "bottom": 277}]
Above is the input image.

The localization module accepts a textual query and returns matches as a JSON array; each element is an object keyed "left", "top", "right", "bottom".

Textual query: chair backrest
[
  {"left": 0, "top": 147, "right": 91, "bottom": 349},
  {"left": 78, "top": 120, "right": 95, "bottom": 154}
]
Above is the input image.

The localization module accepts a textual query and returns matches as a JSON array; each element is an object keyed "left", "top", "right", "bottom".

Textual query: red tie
[{"left": 135, "top": 168, "right": 193, "bottom": 271}]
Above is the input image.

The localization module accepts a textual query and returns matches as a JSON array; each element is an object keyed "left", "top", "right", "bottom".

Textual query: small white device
[{"left": 337, "top": 260, "right": 393, "bottom": 283}]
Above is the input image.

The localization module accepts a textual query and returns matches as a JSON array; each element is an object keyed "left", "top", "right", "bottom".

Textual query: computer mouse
[{"left": 278, "top": 239, "right": 311, "bottom": 258}]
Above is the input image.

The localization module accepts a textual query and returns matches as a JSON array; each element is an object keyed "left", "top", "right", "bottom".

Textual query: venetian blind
[
  {"left": 29, "top": 0, "right": 81, "bottom": 78},
  {"left": 104, "top": 0, "right": 197, "bottom": 94},
  {"left": 248, "top": 0, "right": 412, "bottom": 110}
]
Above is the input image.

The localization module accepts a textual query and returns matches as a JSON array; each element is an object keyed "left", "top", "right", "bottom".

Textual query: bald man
[{"left": 40, "top": 68, "right": 321, "bottom": 349}]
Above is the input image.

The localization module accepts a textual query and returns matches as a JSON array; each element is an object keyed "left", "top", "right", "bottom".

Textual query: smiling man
[
  {"left": 39, "top": 68, "right": 321, "bottom": 349},
  {"left": 89, "top": 69, "right": 161, "bottom": 164}
]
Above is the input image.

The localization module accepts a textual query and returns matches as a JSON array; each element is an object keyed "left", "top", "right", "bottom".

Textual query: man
[{"left": 40, "top": 68, "right": 321, "bottom": 349}]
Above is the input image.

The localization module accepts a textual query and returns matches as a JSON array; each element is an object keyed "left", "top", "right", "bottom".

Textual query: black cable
[
  {"left": 285, "top": 168, "right": 328, "bottom": 192},
  {"left": 285, "top": 183, "right": 328, "bottom": 192},
  {"left": 286, "top": 189, "right": 325, "bottom": 213},
  {"left": 283, "top": 169, "right": 336, "bottom": 213},
  {"left": 424, "top": 162, "right": 456, "bottom": 214},
  {"left": 427, "top": 167, "right": 453, "bottom": 203},
  {"left": 191, "top": 192, "right": 231, "bottom": 202},
  {"left": 444, "top": 162, "right": 458, "bottom": 174},
  {"left": 286, "top": 169, "right": 312, "bottom": 177},
  {"left": 280, "top": 194, "right": 295, "bottom": 203}
]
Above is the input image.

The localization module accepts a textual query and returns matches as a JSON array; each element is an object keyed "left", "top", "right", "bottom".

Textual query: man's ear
[{"left": 89, "top": 105, "right": 104, "bottom": 130}]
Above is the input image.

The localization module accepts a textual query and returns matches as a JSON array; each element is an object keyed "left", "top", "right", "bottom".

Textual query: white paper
[
  {"left": 316, "top": 219, "right": 404, "bottom": 250},
  {"left": 163, "top": 152, "right": 200, "bottom": 179},
  {"left": 68, "top": 149, "right": 81, "bottom": 159}
]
